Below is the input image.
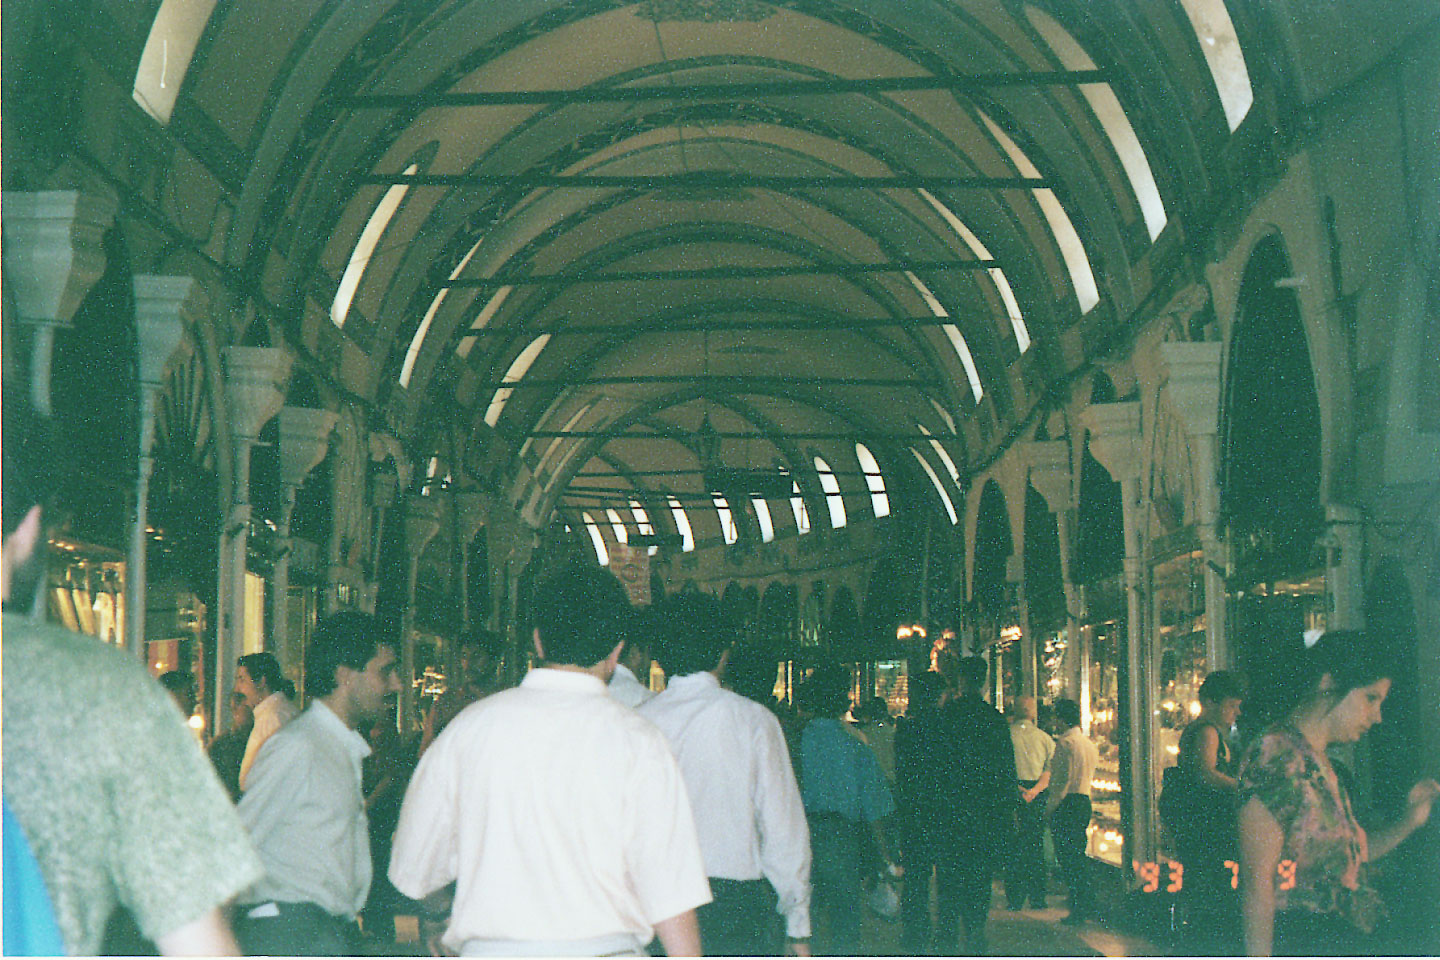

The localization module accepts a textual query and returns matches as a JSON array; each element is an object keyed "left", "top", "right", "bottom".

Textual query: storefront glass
[
  {"left": 1083, "top": 575, "right": 1125, "bottom": 865},
  {"left": 1152, "top": 547, "right": 1208, "bottom": 858}
]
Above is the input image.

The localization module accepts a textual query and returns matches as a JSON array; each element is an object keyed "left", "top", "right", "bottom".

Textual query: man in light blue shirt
[{"left": 797, "top": 662, "right": 896, "bottom": 955}]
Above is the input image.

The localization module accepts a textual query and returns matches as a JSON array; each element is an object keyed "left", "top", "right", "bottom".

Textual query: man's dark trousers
[
  {"left": 1006, "top": 781, "right": 1048, "bottom": 908},
  {"left": 697, "top": 878, "right": 781, "bottom": 956},
  {"left": 234, "top": 901, "right": 360, "bottom": 957},
  {"left": 1051, "top": 794, "right": 1094, "bottom": 918}
]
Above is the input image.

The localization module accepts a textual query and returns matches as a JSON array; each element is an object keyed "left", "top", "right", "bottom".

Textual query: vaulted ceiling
[{"left": 116, "top": 0, "right": 1283, "bottom": 541}]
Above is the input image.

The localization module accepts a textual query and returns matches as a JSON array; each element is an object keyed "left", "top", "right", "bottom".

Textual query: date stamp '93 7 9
[{"left": 1132, "top": 859, "right": 1296, "bottom": 893}]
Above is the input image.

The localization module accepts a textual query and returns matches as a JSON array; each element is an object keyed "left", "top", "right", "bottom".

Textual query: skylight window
[
  {"left": 854, "top": 444, "right": 890, "bottom": 518},
  {"left": 917, "top": 189, "right": 1031, "bottom": 353},
  {"left": 1024, "top": 7, "right": 1167, "bottom": 241},
  {"left": 605, "top": 508, "right": 629, "bottom": 545},
  {"left": 630, "top": 499, "right": 658, "bottom": 556},
  {"left": 333, "top": 163, "right": 418, "bottom": 329},
  {"left": 668, "top": 496, "right": 695, "bottom": 552},
  {"left": 714, "top": 495, "right": 738, "bottom": 545},
  {"left": 912, "top": 449, "right": 959, "bottom": 525},
  {"left": 979, "top": 112, "right": 1100, "bottom": 313},
  {"left": 1179, "top": 0, "right": 1253, "bottom": 131},
  {"left": 581, "top": 512, "right": 609, "bottom": 566},
  {"left": 403, "top": 237, "right": 493, "bottom": 387},
  {"left": 484, "top": 335, "right": 550, "bottom": 427},
  {"left": 788, "top": 476, "right": 811, "bottom": 535},
  {"left": 752, "top": 497, "right": 775, "bottom": 543},
  {"left": 132, "top": 0, "right": 217, "bottom": 124},
  {"left": 814, "top": 456, "right": 847, "bottom": 529},
  {"left": 917, "top": 424, "right": 962, "bottom": 485},
  {"left": 905, "top": 271, "right": 984, "bottom": 403},
  {"left": 421, "top": 455, "right": 440, "bottom": 496},
  {"left": 454, "top": 285, "right": 515, "bottom": 362}
]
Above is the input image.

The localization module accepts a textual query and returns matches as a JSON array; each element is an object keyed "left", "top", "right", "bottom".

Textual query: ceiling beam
[
  {"left": 573, "top": 468, "right": 882, "bottom": 478},
  {"left": 363, "top": 172, "right": 1046, "bottom": 190},
  {"left": 443, "top": 258, "right": 995, "bottom": 288},
  {"left": 523, "top": 430, "right": 962, "bottom": 440},
  {"left": 339, "top": 70, "right": 1113, "bottom": 108},
  {"left": 458, "top": 314, "right": 990, "bottom": 334},
  {"left": 477, "top": 375, "right": 935, "bottom": 390}
]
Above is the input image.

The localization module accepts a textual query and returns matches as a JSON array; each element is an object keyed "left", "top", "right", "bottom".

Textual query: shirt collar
[
  {"left": 309, "top": 699, "right": 372, "bottom": 760},
  {"left": 522, "top": 666, "right": 609, "bottom": 695},
  {"left": 611, "top": 663, "right": 639, "bottom": 685},
  {"left": 665, "top": 672, "right": 720, "bottom": 694}
]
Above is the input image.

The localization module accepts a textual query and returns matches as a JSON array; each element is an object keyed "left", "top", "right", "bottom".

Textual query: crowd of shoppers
[{"left": 6, "top": 378, "right": 1436, "bottom": 957}]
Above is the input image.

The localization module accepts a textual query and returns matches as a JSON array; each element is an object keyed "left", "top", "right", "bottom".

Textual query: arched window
[
  {"left": 1179, "top": 0, "right": 1254, "bottom": 131},
  {"left": 854, "top": 443, "right": 890, "bottom": 518},
  {"left": 787, "top": 474, "right": 811, "bottom": 535},
  {"left": 581, "top": 512, "right": 609, "bottom": 566},
  {"left": 484, "top": 335, "right": 550, "bottom": 427},
  {"left": 911, "top": 449, "right": 959, "bottom": 525},
  {"left": 752, "top": 496, "right": 775, "bottom": 543},
  {"left": 713, "top": 495, "right": 738, "bottom": 545},
  {"left": 605, "top": 508, "right": 628, "bottom": 545},
  {"left": 918, "top": 189, "right": 1032, "bottom": 352},
  {"left": 630, "top": 499, "right": 658, "bottom": 556},
  {"left": 667, "top": 496, "right": 695, "bottom": 553},
  {"left": 333, "top": 163, "right": 418, "bottom": 328},
  {"left": 814, "top": 456, "right": 847, "bottom": 529},
  {"left": 133, "top": 0, "right": 217, "bottom": 123},
  {"left": 905, "top": 271, "right": 984, "bottom": 402}
]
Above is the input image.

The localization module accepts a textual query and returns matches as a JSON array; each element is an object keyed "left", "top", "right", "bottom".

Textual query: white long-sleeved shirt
[
  {"left": 237, "top": 700, "right": 371, "bottom": 918},
  {"left": 389, "top": 668, "right": 712, "bottom": 953},
  {"left": 639, "top": 672, "right": 812, "bottom": 938},
  {"left": 607, "top": 662, "right": 655, "bottom": 708},
  {"left": 239, "top": 691, "right": 298, "bottom": 790},
  {"left": 1010, "top": 719, "right": 1055, "bottom": 782},
  {"left": 1047, "top": 726, "right": 1100, "bottom": 814}
]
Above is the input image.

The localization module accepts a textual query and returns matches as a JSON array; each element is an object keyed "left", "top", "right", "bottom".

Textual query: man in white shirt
[
  {"left": 235, "top": 614, "right": 402, "bottom": 955},
  {"left": 1046, "top": 698, "right": 1101, "bottom": 924},
  {"left": 639, "top": 594, "right": 812, "bottom": 956},
  {"left": 389, "top": 564, "right": 710, "bottom": 957},
  {"left": 1006, "top": 696, "right": 1055, "bottom": 910},
  {"left": 236, "top": 652, "right": 299, "bottom": 790},
  {"left": 608, "top": 605, "right": 658, "bottom": 708}
]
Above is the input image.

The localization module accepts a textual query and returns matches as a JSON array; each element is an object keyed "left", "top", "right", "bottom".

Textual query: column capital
[
  {"left": 2, "top": 190, "right": 117, "bottom": 327},
  {"left": 370, "top": 431, "right": 413, "bottom": 496},
  {"left": 278, "top": 406, "right": 338, "bottom": 489},
  {"left": 1081, "top": 401, "right": 1143, "bottom": 483},
  {"left": 223, "top": 346, "right": 292, "bottom": 441},
  {"left": 404, "top": 496, "right": 443, "bottom": 553},
  {"left": 1159, "top": 341, "right": 1223, "bottom": 438},
  {"left": 454, "top": 490, "right": 490, "bottom": 543},
  {"left": 133, "top": 275, "right": 205, "bottom": 387},
  {"left": 1016, "top": 439, "right": 1073, "bottom": 513}
]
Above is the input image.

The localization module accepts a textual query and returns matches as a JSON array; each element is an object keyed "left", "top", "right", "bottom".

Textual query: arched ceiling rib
[{"left": 139, "top": 0, "right": 1259, "bottom": 535}]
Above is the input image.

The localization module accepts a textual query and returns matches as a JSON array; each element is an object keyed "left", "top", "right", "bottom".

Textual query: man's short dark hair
[
  {"left": 306, "top": 613, "right": 390, "bottom": 697},
  {"left": 529, "top": 563, "right": 630, "bottom": 667},
  {"left": 1198, "top": 669, "right": 1245, "bottom": 705},
  {"left": 238, "top": 652, "right": 294, "bottom": 699},
  {"left": 158, "top": 670, "right": 195, "bottom": 700},
  {"left": 1055, "top": 698, "right": 1082, "bottom": 729},
  {"left": 797, "top": 660, "right": 852, "bottom": 717},
  {"left": 726, "top": 642, "right": 780, "bottom": 704},
  {"left": 459, "top": 628, "right": 505, "bottom": 660},
  {"left": 957, "top": 656, "right": 989, "bottom": 692},
  {"left": 653, "top": 593, "right": 735, "bottom": 677}
]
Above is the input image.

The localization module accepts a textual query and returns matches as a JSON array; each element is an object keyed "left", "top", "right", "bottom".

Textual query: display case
[{"left": 1082, "top": 575, "right": 1125, "bottom": 865}]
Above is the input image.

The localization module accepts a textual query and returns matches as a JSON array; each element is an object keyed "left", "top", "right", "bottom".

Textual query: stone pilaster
[
  {"left": 273, "top": 406, "right": 338, "bottom": 670},
  {"left": 2, "top": 190, "right": 117, "bottom": 414},
  {"left": 215, "top": 346, "right": 292, "bottom": 729},
  {"left": 126, "top": 275, "right": 203, "bottom": 660},
  {"left": 401, "top": 497, "right": 443, "bottom": 733}
]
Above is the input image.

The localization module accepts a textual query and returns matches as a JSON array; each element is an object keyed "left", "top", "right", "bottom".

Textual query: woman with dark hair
[{"left": 1237, "top": 630, "right": 1439, "bottom": 956}]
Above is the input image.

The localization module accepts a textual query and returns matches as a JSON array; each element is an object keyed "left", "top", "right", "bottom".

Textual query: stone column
[
  {"left": 126, "top": 276, "right": 202, "bottom": 659},
  {"left": 1324, "top": 503, "right": 1364, "bottom": 630},
  {"left": 1159, "top": 342, "right": 1229, "bottom": 668},
  {"left": 1022, "top": 440, "right": 1077, "bottom": 700},
  {"left": 1082, "top": 401, "right": 1154, "bottom": 867},
  {"left": 273, "top": 406, "right": 338, "bottom": 669},
  {"left": 454, "top": 491, "right": 489, "bottom": 631},
  {"left": 215, "top": 346, "right": 292, "bottom": 729},
  {"left": 1, "top": 190, "right": 116, "bottom": 415},
  {"left": 401, "top": 497, "right": 442, "bottom": 733}
]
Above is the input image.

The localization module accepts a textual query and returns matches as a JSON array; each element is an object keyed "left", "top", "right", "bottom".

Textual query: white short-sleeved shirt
[
  {"left": 1050, "top": 726, "right": 1100, "bottom": 802},
  {"left": 389, "top": 668, "right": 712, "bottom": 952},
  {"left": 607, "top": 662, "right": 656, "bottom": 708},
  {"left": 1010, "top": 720, "right": 1055, "bottom": 782},
  {"left": 639, "top": 672, "right": 812, "bottom": 937}
]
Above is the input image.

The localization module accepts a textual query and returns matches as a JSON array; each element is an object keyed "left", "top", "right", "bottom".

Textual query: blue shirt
[
  {"left": 3, "top": 802, "right": 65, "bottom": 957},
  {"left": 798, "top": 719, "right": 895, "bottom": 823}
]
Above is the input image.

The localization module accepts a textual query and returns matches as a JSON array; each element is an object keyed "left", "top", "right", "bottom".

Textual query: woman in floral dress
[{"left": 1237, "top": 629, "right": 1439, "bottom": 955}]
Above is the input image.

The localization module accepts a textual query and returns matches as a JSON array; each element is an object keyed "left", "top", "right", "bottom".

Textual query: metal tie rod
[
  {"left": 442, "top": 258, "right": 994, "bottom": 288},
  {"left": 480, "top": 376, "right": 933, "bottom": 390},
  {"left": 361, "top": 172, "right": 1045, "bottom": 190},
  {"left": 339, "top": 70, "right": 1113, "bottom": 108}
]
